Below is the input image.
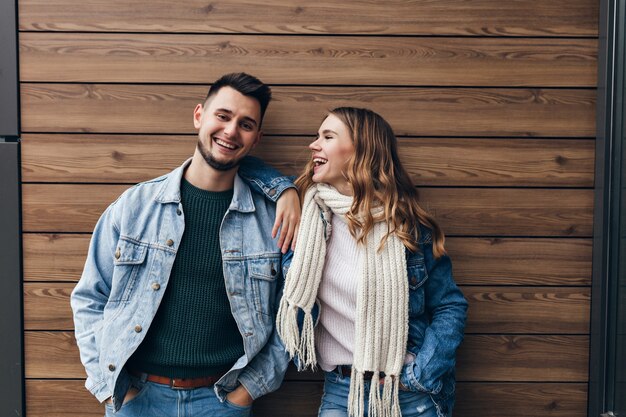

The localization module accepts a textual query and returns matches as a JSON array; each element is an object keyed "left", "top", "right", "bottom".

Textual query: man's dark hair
[{"left": 206, "top": 72, "right": 272, "bottom": 124}]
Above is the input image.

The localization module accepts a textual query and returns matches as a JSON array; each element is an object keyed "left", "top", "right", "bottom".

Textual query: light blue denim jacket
[{"left": 70, "top": 158, "right": 294, "bottom": 412}]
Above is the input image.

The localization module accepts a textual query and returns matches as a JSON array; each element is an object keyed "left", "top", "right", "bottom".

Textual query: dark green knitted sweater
[{"left": 126, "top": 179, "right": 244, "bottom": 378}]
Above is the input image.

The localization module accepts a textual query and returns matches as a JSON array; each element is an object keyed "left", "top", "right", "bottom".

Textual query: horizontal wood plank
[
  {"left": 24, "top": 283, "right": 589, "bottom": 334},
  {"left": 417, "top": 188, "right": 593, "bottom": 237},
  {"left": 20, "top": 84, "right": 597, "bottom": 137},
  {"left": 22, "top": 185, "right": 593, "bottom": 236},
  {"left": 23, "top": 233, "right": 90, "bottom": 282},
  {"left": 25, "top": 332, "right": 588, "bottom": 382},
  {"left": 23, "top": 234, "right": 592, "bottom": 286},
  {"left": 447, "top": 237, "right": 592, "bottom": 286},
  {"left": 19, "top": 34, "right": 597, "bottom": 87},
  {"left": 21, "top": 134, "right": 595, "bottom": 187},
  {"left": 18, "top": 0, "right": 598, "bottom": 36},
  {"left": 457, "top": 335, "right": 588, "bottom": 382},
  {"left": 454, "top": 382, "right": 587, "bottom": 417},
  {"left": 25, "top": 379, "right": 588, "bottom": 417},
  {"left": 462, "top": 287, "right": 590, "bottom": 334}
]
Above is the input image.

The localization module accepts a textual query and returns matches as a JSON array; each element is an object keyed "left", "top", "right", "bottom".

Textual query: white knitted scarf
[{"left": 276, "top": 184, "right": 409, "bottom": 417}]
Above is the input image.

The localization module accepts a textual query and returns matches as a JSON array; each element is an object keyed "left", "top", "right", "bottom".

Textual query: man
[{"left": 71, "top": 72, "right": 299, "bottom": 416}]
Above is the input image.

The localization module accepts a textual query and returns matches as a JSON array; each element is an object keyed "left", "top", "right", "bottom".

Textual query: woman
[{"left": 276, "top": 107, "right": 468, "bottom": 417}]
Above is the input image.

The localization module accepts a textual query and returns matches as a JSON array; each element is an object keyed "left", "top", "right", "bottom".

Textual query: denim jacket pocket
[
  {"left": 248, "top": 256, "right": 280, "bottom": 317},
  {"left": 407, "top": 262, "right": 428, "bottom": 317},
  {"left": 110, "top": 237, "right": 148, "bottom": 303}
]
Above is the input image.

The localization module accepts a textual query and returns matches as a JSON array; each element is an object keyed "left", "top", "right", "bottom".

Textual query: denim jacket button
[
  {"left": 271, "top": 267, "right": 277, "bottom": 276},
  {"left": 166, "top": 239, "right": 174, "bottom": 246},
  {"left": 268, "top": 188, "right": 276, "bottom": 197},
  {"left": 176, "top": 208, "right": 182, "bottom": 215},
  {"left": 108, "top": 364, "right": 116, "bottom": 372},
  {"left": 410, "top": 276, "right": 418, "bottom": 286},
  {"left": 151, "top": 282, "right": 161, "bottom": 291},
  {"left": 134, "top": 325, "right": 142, "bottom": 333},
  {"left": 114, "top": 248, "right": 121, "bottom": 259}
]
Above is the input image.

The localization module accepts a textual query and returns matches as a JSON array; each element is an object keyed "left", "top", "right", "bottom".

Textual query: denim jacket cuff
[
  {"left": 400, "top": 362, "right": 443, "bottom": 395},
  {"left": 237, "top": 368, "right": 269, "bottom": 400},
  {"left": 247, "top": 176, "right": 296, "bottom": 203},
  {"left": 86, "top": 377, "right": 111, "bottom": 403}
]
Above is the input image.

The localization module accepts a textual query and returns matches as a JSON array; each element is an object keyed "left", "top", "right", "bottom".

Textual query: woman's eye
[{"left": 325, "top": 136, "right": 333, "bottom": 140}]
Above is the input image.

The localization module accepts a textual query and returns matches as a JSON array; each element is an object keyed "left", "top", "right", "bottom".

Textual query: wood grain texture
[
  {"left": 454, "top": 383, "right": 588, "bottom": 417},
  {"left": 20, "top": 84, "right": 597, "bottom": 137},
  {"left": 416, "top": 188, "right": 593, "bottom": 237},
  {"left": 447, "top": 237, "right": 592, "bottom": 286},
  {"left": 22, "top": 184, "right": 593, "bottom": 236},
  {"left": 19, "top": 33, "right": 597, "bottom": 87},
  {"left": 25, "top": 380, "right": 588, "bottom": 417},
  {"left": 23, "top": 234, "right": 590, "bottom": 286},
  {"left": 18, "top": 0, "right": 598, "bottom": 36},
  {"left": 23, "top": 233, "right": 90, "bottom": 281},
  {"left": 25, "top": 331, "right": 85, "bottom": 379},
  {"left": 463, "top": 287, "right": 590, "bottom": 334},
  {"left": 21, "top": 134, "right": 595, "bottom": 187},
  {"left": 25, "top": 331, "right": 587, "bottom": 382},
  {"left": 24, "top": 283, "right": 75, "bottom": 330},
  {"left": 457, "top": 335, "right": 588, "bottom": 382},
  {"left": 23, "top": 283, "right": 588, "bottom": 334}
]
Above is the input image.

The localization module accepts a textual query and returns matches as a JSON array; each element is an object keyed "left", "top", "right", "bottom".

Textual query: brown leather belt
[
  {"left": 333, "top": 365, "right": 384, "bottom": 381},
  {"left": 130, "top": 370, "right": 223, "bottom": 389}
]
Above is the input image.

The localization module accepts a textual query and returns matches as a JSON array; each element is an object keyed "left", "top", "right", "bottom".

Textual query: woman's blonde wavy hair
[{"left": 295, "top": 107, "right": 445, "bottom": 257}]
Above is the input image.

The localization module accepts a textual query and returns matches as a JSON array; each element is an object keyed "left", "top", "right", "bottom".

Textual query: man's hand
[
  {"left": 272, "top": 188, "right": 301, "bottom": 253},
  {"left": 104, "top": 386, "right": 140, "bottom": 405},
  {"left": 226, "top": 384, "right": 254, "bottom": 407}
]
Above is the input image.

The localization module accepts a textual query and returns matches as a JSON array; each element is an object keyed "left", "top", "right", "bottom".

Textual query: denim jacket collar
[{"left": 154, "top": 158, "right": 255, "bottom": 213}]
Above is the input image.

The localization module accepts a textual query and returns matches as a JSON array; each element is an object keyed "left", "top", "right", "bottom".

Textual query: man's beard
[{"left": 197, "top": 139, "right": 241, "bottom": 171}]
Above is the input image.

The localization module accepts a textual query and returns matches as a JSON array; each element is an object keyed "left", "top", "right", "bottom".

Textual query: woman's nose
[{"left": 309, "top": 137, "right": 321, "bottom": 150}]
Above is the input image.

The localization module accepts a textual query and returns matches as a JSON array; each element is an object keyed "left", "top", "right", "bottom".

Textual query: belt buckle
[{"left": 169, "top": 378, "right": 188, "bottom": 390}]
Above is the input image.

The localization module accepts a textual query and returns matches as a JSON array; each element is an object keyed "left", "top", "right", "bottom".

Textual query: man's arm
[
  {"left": 234, "top": 250, "right": 293, "bottom": 402},
  {"left": 239, "top": 156, "right": 301, "bottom": 252},
  {"left": 70, "top": 202, "right": 120, "bottom": 402}
]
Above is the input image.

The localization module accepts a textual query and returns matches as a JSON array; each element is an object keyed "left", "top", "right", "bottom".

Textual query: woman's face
[{"left": 309, "top": 114, "right": 355, "bottom": 195}]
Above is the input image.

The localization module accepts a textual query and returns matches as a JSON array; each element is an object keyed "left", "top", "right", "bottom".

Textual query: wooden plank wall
[{"left": 18, "top": 1, "right": 597, "bottom": 415}]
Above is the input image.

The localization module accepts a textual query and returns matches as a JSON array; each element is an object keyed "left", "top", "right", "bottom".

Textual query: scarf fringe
[
  {"left": 346, "top": 370, "right": 402, "bottom": 417},
  {"left": 276, "top": 297, "right": 317, "bottom": 371},
  {"left": 348, "top": 368, "right": 365, "bottom": 417}
]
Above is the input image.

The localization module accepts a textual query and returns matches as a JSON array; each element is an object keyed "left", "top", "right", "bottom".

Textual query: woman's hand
[
  {"left": 226, "top": 384, "right": 254, "bottom": 407},
  {"left": 273, "top": 188, "right": 301, "bottom": 253}
]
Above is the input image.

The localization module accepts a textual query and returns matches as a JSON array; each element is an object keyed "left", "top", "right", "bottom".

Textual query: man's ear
[{"left": 193, "top": 104, "right": 203, "bottom": 129}]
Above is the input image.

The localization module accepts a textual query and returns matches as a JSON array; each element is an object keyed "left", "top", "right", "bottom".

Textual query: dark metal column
[
  {"left": 589, "top": 0, "right": 625, "bottom": 415},
  {"left": 0, "top": 0, "right": 23, "bottom": 415}
]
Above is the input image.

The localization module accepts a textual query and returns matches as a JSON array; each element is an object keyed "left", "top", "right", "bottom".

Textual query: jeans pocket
[{"left": 224, "top": 397, "right": 253, "bottom": 413}]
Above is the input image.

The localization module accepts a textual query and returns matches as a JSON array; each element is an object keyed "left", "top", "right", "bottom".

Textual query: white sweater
[{"left": 315, "top": 216, "right": 361, "bottom": 371}]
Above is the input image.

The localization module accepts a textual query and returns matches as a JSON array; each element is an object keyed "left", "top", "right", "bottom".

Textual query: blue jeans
[
  {"left": 104, "top": 375, "right": 252, "bottom": 417},
  {"left": 319, "top": 371, "right": 438, "bottom": 417}
]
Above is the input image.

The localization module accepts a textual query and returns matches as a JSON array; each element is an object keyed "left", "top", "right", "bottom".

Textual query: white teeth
[
  {"left": 215, "top": 138, "right": 237, "bottom": 150},
  {"left": 313, "top": 157, "right": 327, "bottom": 165}
]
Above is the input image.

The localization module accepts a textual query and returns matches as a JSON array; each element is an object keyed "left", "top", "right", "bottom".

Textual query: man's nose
[{"left": 223, "top": 120, "right": 238, "bottom": 137}]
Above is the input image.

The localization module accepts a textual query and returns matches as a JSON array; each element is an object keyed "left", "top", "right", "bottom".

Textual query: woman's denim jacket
[
  {"left": 300, "top": 216, "right": 468, "bottom": 417},
  {"left": 400, "top": 226, "right": 468, "bottom": 417},
  {"left": 70, "top": 158, "right": 294, "bottom": 411}
]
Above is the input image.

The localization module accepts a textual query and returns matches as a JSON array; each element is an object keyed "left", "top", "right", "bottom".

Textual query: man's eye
[
  {"left": 241, "top": 123, "right": 254, "bottom": 131},
  {"left": 325, "top": 136, "right": 333, "bottom": 140},
  {"left": 217, "top": 114, "right": 228, "bottom": 120}
]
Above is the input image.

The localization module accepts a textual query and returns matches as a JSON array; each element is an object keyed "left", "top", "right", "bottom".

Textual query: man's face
[{"left": 193, "top": 86, "right": 262, "bottom": 171}]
